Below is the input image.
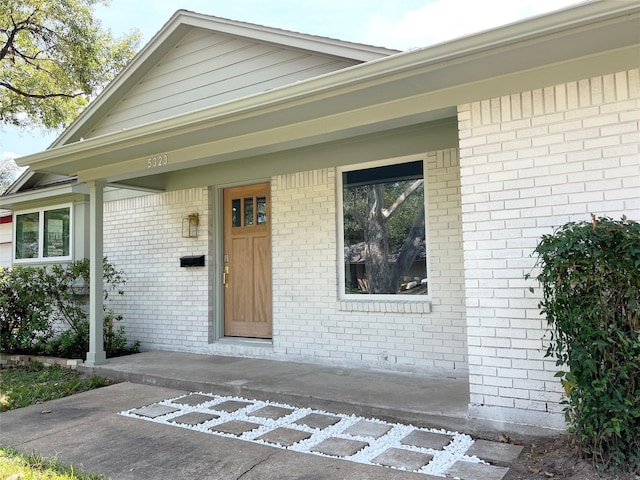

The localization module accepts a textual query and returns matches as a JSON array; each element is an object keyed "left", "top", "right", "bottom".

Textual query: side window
[
  {"left": 14, "top": 205, "right": 72, "bottom": 262},
  {"left": 43, "top": 207, "right": 71, "bottom": 258},
  {"left": 15, "top": 212, "right": 40, "bottom": 259},
  {"left": 342, "top": 160, "right": 428, "bottom": 296}
]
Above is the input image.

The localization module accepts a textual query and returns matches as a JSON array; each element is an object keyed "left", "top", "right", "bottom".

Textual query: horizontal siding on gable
[{"left": 88, "top": 28, "right": 360, "bottom": 138}]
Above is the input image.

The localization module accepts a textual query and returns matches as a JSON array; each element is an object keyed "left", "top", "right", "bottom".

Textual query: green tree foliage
[
  {"left": 529, "top": 215, "right": 640, "bottom": 473},
  {"left": 0, "top": 0, "right": 140, "bottom": 129},
  {"left": 0, "top": 156, "right": 22, "bottom": 193}
]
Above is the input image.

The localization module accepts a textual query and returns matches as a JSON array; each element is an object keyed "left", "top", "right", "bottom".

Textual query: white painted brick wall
[
  {"left": 271, "top": 149, "right": 467, "bottom": 373},
  {"left": 103, "top": 188, "right": 210, "bottom": 352},
  {"left": 458, "top": 69, "right": 640, "bottom": 428},
  {"left": 102, "top": 154, "right": 466, "bottom": 376}
]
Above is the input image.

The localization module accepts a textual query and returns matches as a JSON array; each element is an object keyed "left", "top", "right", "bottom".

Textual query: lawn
[
  {"left": 0, "top": 362, "right": 111, "bottom": 411},
  {"left": 0, "top": 447, "right": 105, "bottom": 480},
  {"left": 0, "top": 362, "right": 111, "bottom": 479}
]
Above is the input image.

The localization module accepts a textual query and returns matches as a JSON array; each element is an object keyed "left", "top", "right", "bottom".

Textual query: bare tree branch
[{"left": 0, "top": 81, "right": 81, "bottom": 99}]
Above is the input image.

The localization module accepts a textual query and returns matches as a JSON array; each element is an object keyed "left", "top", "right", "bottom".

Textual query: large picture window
[
  {"left": 341, "top": 159, "right": 428, "bottom": 296},
  {"left": 14, "top": 205, "right": 71, "bottom": 262}
]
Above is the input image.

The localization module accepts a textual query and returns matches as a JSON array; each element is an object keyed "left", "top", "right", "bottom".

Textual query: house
[
  {"left": 1, "top": 1, "right": 638, "bottom": 431},
  {"left": 0, "top": 210, "right": 12, "bottom": 267}
]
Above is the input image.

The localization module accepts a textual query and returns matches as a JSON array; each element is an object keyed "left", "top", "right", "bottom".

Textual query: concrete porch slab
[
  {"left": 79, "top": 351, "right": 561, "bottom": 440},
  {"left": 80, "top": 351, "right": 471, "bottom": 432}
]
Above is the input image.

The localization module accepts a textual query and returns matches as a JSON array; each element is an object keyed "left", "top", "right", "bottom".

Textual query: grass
[
  {"left": 0, "top": 362, "right": 112, "bottom": 479},
  {"left": 0, "top": 362, "right": 111, "bottom": 411},
  {"left": 0, "top": 447, "right": 105, "bottom": 480}
]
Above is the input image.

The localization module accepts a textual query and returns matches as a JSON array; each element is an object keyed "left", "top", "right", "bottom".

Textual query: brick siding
[
  {"left": 103, "top": 149, "right": 468, "bottom": 375},
  {"left": 458, "top": 69, "right": 640, "bottom": 428},
  {"left": 270, "top": 149, "right": 467, "bottom": 373},
  {"left": 103, "top": 188, "right": 210, "bottom": 352}
]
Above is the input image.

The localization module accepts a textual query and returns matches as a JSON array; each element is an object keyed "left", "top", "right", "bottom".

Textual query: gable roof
[
  {"left": 7, "top": 1, "right": 640, "bottom": 191},
  {"left": 3, "top": 170, "right": 74, "bottom": 196},
  {"left": 53, "top": 10, "right": 399, "bottom": 147}
]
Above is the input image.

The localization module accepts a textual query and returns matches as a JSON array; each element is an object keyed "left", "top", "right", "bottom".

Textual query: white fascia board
[
  {"left": 18, "top": 1, "right": 640, "bottom": 174},
  {"left": 177, "top": 11, "right": 400, "bottom": 60}
]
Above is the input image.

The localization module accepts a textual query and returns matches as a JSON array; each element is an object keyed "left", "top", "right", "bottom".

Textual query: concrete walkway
[
  {"left": 3, "top": 382, "right": 436, "bottom": 479},
  {"left": 1, "top": 351, "right": 556, "bottom": 479}
]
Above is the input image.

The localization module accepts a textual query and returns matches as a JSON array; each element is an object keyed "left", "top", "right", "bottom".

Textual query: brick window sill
[{"left": 338, "top": 300, "right": 432, "bottom": 314}]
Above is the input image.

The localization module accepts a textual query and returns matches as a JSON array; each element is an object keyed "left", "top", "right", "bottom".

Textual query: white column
[{"left": 85, "top": 180, "right": 106, "bottom": 366}]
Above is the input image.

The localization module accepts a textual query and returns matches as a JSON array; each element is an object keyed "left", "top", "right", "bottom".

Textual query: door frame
[
  {"left": 209, "top": 183, "right": 274, "bottom": 344},
  {"left": 223, "top": 182, "right": 272, "bottom": 338}
]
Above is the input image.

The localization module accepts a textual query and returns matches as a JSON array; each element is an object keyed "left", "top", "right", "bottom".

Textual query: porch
[{"left": 79, "top": 350, "right": 556, "bottom": 439}]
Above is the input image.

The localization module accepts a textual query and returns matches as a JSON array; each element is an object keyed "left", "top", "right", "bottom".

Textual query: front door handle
[{"left": 223, "top": 266, "right": 229, "bottom": 287}]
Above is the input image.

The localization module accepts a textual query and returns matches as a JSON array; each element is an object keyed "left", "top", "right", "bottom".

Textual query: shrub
[
  {"left": 529, "top": 215, "right": 639, "bottom": 473},
  {"left": 0, "top": 258, "right": 139, "bottom": 359},
  {"left": 0, "top": 266, "right": 54, "bottom": 353}
]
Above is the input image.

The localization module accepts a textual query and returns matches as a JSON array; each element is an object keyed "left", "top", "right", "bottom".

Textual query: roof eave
[
  {"left": 17, "top": 1, "right": 640, "bottom": 175},
  {"left": 0, "top": 182, "right": 88, "bottom": 210}
]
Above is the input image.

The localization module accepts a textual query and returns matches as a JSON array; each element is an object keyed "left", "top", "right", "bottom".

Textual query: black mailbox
[{"left": 180, "top": 255, "right": 205, "bottom": 267}]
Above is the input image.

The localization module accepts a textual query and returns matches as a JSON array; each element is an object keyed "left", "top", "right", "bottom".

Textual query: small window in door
[
  {"left": 231, "top": 194, "right": 268, "bottom": 227},
  {"left": 244, "top": 197, "right": 254, "bottom": 226},
  {"left": 257, "top": 196, "right": 267, "bottom": 224}
]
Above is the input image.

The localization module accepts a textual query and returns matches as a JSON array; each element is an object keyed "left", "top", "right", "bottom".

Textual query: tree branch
[
  {"left": 12, "top": 47, "right": 58, "bottom": 76},
  {"left": 1, "top": 8, "right": 59, "bottom": 62},
  {"left": 0, "top": 24, "right": 20, "bottom": 61},
  {"left": 0, "top": 81, "right": 81, "bottom": 99},
  {"left": 383, "top": 179, "right": 424, "bottom": 219}
]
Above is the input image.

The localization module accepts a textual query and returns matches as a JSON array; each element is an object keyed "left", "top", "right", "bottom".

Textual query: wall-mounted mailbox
[{"left": 180, "top": 255, "right": 205, "bottom": 267}]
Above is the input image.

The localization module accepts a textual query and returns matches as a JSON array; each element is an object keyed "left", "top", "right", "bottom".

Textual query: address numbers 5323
[{"left": 147, "top": 154, "right": 168, "bottom": 168}]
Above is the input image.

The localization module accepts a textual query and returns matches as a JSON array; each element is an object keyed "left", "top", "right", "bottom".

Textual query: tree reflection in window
[{"left": 343, "top": 161, "right": 427, "bottom": 295}]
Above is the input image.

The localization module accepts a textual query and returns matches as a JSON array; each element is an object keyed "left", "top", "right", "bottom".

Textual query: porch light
[{"left": 182, "top": 213, "right": 199, "bottom": 238}]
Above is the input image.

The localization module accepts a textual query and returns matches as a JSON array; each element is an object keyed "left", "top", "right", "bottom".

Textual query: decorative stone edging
[{"left": 0, "top": 353, "right": 83, "bottom": 369}]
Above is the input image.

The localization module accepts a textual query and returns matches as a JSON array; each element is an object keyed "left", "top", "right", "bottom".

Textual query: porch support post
[{"left": 85, "top": 180, "right": 107, "bottom": 366}]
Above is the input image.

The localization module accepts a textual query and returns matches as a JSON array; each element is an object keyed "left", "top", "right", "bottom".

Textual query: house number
[{"left": 147, "top": 154, "right": 168, "bottom": 168}]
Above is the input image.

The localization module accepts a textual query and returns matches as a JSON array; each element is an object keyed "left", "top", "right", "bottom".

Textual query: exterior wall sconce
[{"left": 182, "top": 213, "right": 199, "bottom": 238}]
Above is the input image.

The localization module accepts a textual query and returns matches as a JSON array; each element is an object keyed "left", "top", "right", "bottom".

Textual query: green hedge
[
  {"left": 529, "top": 216, "right": 639, "bottom": 473},
  {"left": 0, "top": 258, "right": 139, "bottom": 359}
]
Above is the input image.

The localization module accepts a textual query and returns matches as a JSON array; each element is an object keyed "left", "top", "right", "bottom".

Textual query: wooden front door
[{"left": 223, "top": 183, "right": 272, "bottom": 338}]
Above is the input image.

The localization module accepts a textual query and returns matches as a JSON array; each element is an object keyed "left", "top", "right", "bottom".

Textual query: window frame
[
  {"left": 13, "top": 203, "right": 73, "bottom": 263},
  {"left": 337, "top": 154, "right": 431, "bottom": 302}
]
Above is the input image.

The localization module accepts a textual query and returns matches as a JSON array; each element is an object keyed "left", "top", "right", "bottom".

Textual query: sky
[{"left": 0, "top": 0, "right": 587, "bottom": 163}]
